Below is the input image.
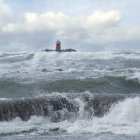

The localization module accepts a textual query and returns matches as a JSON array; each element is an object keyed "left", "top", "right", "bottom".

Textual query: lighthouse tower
[{"left": 56, "top": 40, "right": 61, "bottom": 51}]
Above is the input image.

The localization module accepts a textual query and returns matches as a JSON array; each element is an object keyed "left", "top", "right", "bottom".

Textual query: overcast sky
[{"left": 0, "top": 0, "right": 140, "bottom": 52}]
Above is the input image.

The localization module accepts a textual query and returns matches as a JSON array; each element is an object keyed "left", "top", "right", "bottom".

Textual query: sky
[{"left": 0, "top": 0, "right": 140, "bottom": 52}]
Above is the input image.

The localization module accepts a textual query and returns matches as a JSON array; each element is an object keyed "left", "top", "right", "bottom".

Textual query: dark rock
[
  {"left": 56, "top": 69, "right": 63, "bottom": 71},
  {"left": 42, "top": 69, "right": 50, "bottom": 72},
  {"left": 42, "top": 48, "right": 76, "bottom": 52}
]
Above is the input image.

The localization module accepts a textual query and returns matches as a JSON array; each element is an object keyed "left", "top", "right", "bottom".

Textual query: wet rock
[
  {"left": 42, "top": 69, "right": 50, "bottom": 72},
  {"left": 56, "top": 69, "right": 63, "bottom": 72}
]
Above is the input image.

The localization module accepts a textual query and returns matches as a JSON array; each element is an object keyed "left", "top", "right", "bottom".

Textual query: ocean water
[{"left": 0, "top": 51, "right": 140, "bottom": 140}]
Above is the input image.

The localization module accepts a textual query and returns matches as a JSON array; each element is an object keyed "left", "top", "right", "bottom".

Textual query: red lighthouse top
[{"left": 56, "top": 40, "right": 61, "bottom": 51}]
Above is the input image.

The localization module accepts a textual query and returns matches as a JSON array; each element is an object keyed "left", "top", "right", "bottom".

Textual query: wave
[
  {"left": 32, "top": 52, "right": 140, "bottom": 60},
  {"left": 1, "top": 51, "right": 140, "bottom": 136},
  {"left": 1, "top": 52, "right": 140, "bottom": 78},
  {"left": 67, "top": 97, "right": 140, "bottom": 135},
  {"left": 39, "top": 76, "right": 140, "bottom": 94},
  {"left": 0, "top": 93, "right": 140, "bottom": 135},
  {"left": 1, "top": 52, "right": 140, "bottom": 63},
  {"left": 0, "top": 93, "right": 127, "bottom": 122},
  {"left": 0, "top": 53, "right": 34, "bottom": 63},
  {"left": 0, "top": 76, "right": 140, "bottom": 98}
]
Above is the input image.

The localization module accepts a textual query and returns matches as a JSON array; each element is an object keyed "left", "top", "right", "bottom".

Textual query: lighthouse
[
  {"left": 56, "top": 40, "right": 61, "bottom": 51},
  {"left": 43, "top": 40, "right": 76, "bottom": 52}
]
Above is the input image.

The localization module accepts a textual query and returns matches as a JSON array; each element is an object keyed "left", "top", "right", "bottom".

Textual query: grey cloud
[
  {"left": 0, "top": 0, "right": 12, "bottom": 26},
  {"left": 0, "top": 9, "right": 140, "bottom": 52}
]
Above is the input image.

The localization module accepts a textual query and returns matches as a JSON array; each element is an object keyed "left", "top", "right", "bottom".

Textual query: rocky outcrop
[{"left": 42, "top": 48, "right": 76, "bottom": 52}]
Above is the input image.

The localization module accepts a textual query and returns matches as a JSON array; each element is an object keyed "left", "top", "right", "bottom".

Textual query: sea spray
[{"left": 0, "top": 51, "right": 140, "bottom": 139}]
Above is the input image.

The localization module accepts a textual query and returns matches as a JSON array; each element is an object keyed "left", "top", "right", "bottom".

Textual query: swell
[
  {"left": 1, "top": 52, "right": 140, "bottom": 65},
  {"left": 0, "top": 76, "right": 140, "bottom": 98},
  {"left": 42, "top": 76, "right": 140, "bottom": 94},
  {"left": 0, "top": 93, "right": 137, "bottom": 122},
  {"left": 0, "top": 53, "right": 34, "bottom": 63},
  {"left": 33, "top": 52, "right": 140, "bottom": 60}
]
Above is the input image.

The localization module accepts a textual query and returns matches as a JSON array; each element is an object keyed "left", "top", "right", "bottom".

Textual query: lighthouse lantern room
[{"left": 56, "top": 40, "right": 61, "bottom": 51}]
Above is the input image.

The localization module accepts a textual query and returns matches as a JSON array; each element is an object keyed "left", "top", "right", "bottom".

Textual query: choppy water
[{"left": 0, "top": 51, "right": 140, "bottom": 140}]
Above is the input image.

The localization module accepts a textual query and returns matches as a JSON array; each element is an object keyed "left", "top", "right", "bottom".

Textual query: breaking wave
[
  {"left": 1, "top": 51, "right": 140, "bottom": 136},
  {"left": 0, "top": 53, "right": 34, "bottom": 63},
  {"left": 0, "top": 93, "right": 139, "bottom": 135}
]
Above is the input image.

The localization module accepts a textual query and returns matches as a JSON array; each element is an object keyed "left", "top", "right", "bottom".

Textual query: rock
[
  {"left": 41, "top": 68, "right": 63, "bottom": 72},
  {"left": 42, "top": 69, "right": 50, "bottom": 72},
  {"left": 56, "top": 69, "right": 63, "bottom": 71}
]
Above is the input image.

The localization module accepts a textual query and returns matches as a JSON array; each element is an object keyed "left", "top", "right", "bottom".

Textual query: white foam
[
  {"left": 126, "top": 70, "right": 140, "bottom": 84},
  {"left": 0, "top": 116, "right": 71, "bottom": 135},
  {"left": 1, "top": 52, "right": 140, "bottom": 81},
  {"left": 36, "top": 52, "right": 140, "bottom": 60},
  {"left": 0, "top": 53, "right": 34, "bottom": 63},
  {"left": 1, "top": 97, "right": 140, "bottom": 135},
  {"left": 74, "top": 98, "right": 85, "bottom": 119},
  {"left": 67, "top": 97, "right": 140, "bottom": 135}
]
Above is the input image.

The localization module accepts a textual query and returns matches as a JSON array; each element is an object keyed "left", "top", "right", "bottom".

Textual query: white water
[
  {"left": 1, "top": 52, "right": 140, "bottom": 81},
  {"left": 67, "top": 97, "right": 140, "bottom": 135},
  {"left": 31, "top": 52, "right": 140, "bottom": 60},
  {"left": 1, "top": 51, "right": 140, "bottom": 137},
  {"left": 0, "top": 97, "right": 140, "bottom": 136}
]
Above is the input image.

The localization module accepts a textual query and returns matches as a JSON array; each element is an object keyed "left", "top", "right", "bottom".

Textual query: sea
[{"left": 0, "top": 51, "right": 140, "bottom": 140}]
